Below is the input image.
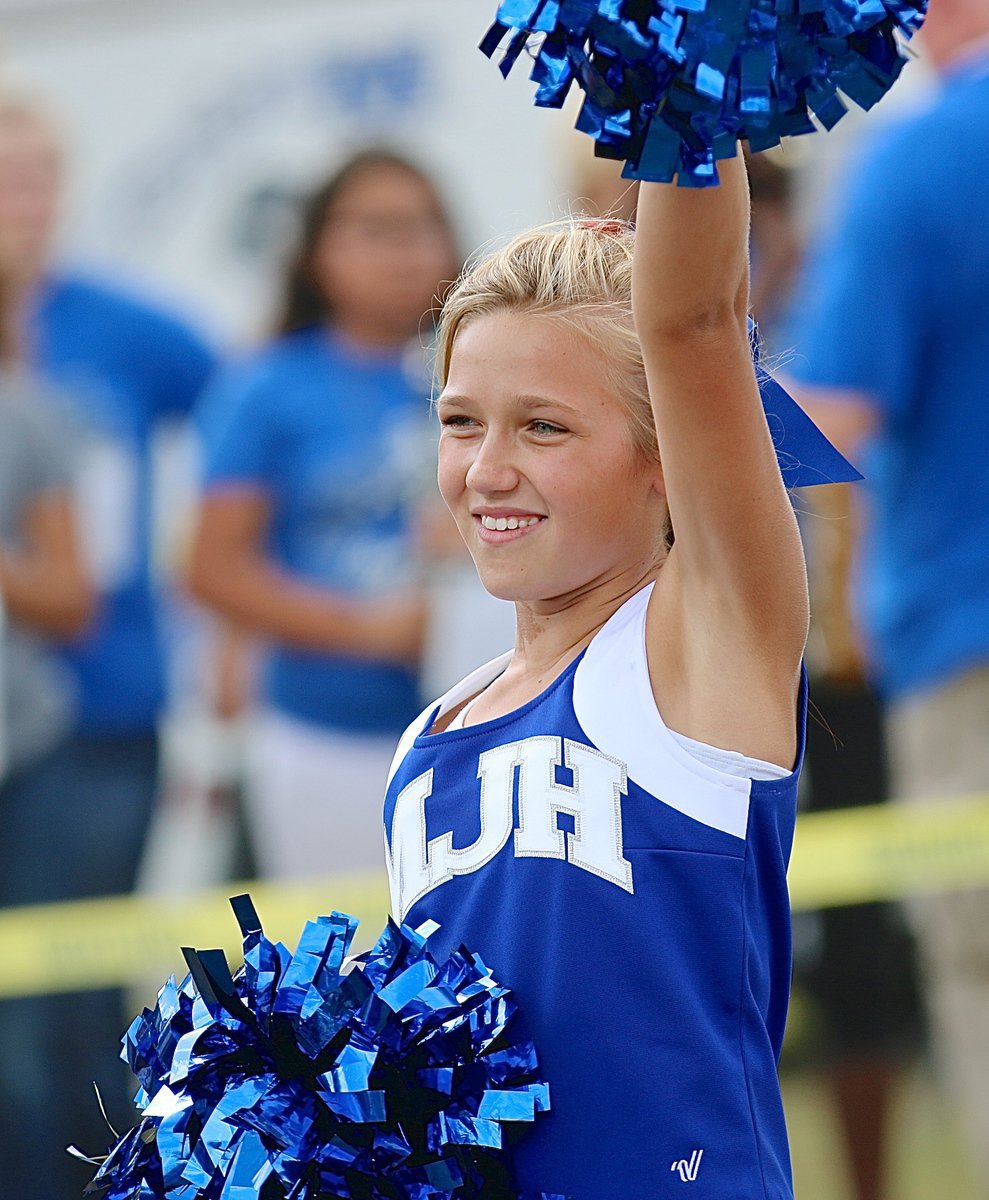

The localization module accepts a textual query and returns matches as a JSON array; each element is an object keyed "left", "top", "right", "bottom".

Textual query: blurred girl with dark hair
[{"left": 189, "top": 150, "right": 459, "bottom": 880}]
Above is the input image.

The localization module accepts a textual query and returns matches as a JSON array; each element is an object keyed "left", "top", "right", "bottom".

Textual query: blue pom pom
[
  {"left": 82, "top": 897, "right": 554, "bottom": 1199},
  {"left": 482, "top": 0, "right": 929, "bottom": 185}
]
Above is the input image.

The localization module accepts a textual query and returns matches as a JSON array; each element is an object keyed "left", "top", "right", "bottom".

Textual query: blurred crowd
[{"left": 0, "top": 1, "right": 988, "bottom": 1198}]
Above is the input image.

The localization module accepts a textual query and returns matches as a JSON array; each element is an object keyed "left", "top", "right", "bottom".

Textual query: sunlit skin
[
  {"left": 0, "top": 115, "right": 91, "bottom": 637},
  {"left": 437, "top": 308, "right": 668, "bottom": 645},
  {"left": 434, "top": 177, "right": 806, "bottom": 770},
  {"left": 917, "top": 0, "right": 989, "bottom": 72}
]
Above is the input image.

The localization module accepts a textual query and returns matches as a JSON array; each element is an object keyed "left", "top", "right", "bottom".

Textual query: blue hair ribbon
[
  {"left": 751, "top": 322, "right": 862, "bottom": 487},
  {"left": 759, "top": 372, "right": 862, "bottom": 488}
]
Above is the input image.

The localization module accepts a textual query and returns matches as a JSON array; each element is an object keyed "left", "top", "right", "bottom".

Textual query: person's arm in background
[
  {"left": 133, "top": 300, "right": 421, "bottom": 663},
  {"left": 0, "top": 270, "right": 92, "bottom": 638},
  {"left": 186, "top": 364, "right": 425, "bottom": 665},
  {"left": 186, "top": 487, "right": 425, "bottom": 665},
  {"left": 0, "top": 486, "right": 92, "bottom": 637}
]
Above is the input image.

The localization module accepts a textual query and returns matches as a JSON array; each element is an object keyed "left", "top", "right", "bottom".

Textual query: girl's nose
[{"left": 464, "top": 434, "right": 520, "bottom": 495}]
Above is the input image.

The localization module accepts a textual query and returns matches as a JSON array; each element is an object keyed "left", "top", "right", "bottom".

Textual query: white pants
[
  {"left": 244, "top": 708, "right": 397, "bottom": 880},
  {"left": 889, "top": 666, "right": 989, "bottom": 1190}
]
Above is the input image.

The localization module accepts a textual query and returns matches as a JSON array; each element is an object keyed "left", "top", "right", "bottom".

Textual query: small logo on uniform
[{"left": 671, "top": 1149, "right": 703, "bottom": 1182}]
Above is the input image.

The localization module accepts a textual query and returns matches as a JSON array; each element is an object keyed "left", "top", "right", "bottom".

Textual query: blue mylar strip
[{"left": 481, "top": 0, "right": 929, "bottom": 184}]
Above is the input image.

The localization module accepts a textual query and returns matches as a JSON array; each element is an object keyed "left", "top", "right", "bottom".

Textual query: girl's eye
[
  {"left": 440, "top": 414, "right": 479, "bottom": 429},
  {"left": 531, "top": 420, "right": 566, "bottom": 436}
]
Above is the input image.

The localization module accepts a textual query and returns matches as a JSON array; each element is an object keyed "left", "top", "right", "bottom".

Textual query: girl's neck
[
  {"left": 446, "top": 562, "right": 666, "bottom": 732},
  {"left": 509, "top": 566, "right": 660, "bottom": 682}
]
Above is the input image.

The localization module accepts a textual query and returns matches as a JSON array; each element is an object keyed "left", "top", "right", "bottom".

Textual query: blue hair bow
[
  {"left": 751, "top": 324, "right": 862, "bottom": 487},
  {"left": 759, "top": 371, "right": 862, "bottom": 488}
]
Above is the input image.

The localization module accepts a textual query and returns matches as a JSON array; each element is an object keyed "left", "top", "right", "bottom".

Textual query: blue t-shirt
[
  {"left": 29, "top": 275, "right": 216, "bottom": 733},
  {"left": 785, "top": 64, "right": 989, "bottom": 697},
  {"left": 199, "top": 326, "right": 433, "bottom": 735},
  {"left": 385, "top": 585, "right": 805, "bottom": 1200}
]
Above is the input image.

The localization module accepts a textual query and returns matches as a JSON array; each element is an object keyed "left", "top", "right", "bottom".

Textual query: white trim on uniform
[
  {"left": 572, "top": 584, "right": 754, "bottom": 840},
  {"left": 389, "top": 582, "right": 790, "bottom": 840},
  {"left": 384, "top": 649, "right": 513, "bottom": 789}
]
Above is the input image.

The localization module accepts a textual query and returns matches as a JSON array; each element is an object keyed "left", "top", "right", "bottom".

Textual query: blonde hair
[{"left": 435, "top": 218, "right": 659, "bottom": 463}]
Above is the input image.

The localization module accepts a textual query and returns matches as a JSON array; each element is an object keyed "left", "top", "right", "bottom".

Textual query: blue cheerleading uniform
[{"left": 384, "top": 584, "right": 805, "bottom": 1200}]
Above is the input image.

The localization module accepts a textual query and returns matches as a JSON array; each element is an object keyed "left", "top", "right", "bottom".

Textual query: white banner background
[{"left": 2, "top": 0, "right": 571, "bottom": 340}]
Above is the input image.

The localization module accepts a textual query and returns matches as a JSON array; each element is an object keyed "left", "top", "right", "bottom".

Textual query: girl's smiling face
[{"left": 437, "top": 309, "right": 668, "bottom": 606}]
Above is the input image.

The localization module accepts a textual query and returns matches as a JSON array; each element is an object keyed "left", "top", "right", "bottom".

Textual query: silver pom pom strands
[{"left": 480, "top": 0, "right": 929, "bottom": 185}]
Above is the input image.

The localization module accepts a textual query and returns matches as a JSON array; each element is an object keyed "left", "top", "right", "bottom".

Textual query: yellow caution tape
[
  {"left": 0, "top": 873, "right": 392, "bottom": 999},
  {"left": 2, "top": 795, "right": 989, "bottom": 998},
  {"left": 788, "top": 793, "right": 989, "bottom": 909}
]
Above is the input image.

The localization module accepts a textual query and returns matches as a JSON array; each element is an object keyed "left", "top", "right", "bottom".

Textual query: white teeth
[{"left": 480, "top": 515, "right": 541, "bottom": 530}]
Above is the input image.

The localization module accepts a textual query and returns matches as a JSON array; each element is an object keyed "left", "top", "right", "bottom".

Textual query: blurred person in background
[
  {"left": 189, "top": 150, "right": 459, "bottom": 880},
  {"left": 749, "top": 151, "right": 924, "bottom": 1200},
  {"left": 795, "top": 480, "right": 925, "bottom": 1200},
  {"left": 0, "top": 91, "right": 216, "bottom": 1189},
  {"left": 784, "top": 0, "right": 989, "bottom": 1189},
  {"left": 0, "top": 204, "right": 94, "bottom": 1195},
  {"left": 745, "top": 153, "right": 801, "bottom": 350}
]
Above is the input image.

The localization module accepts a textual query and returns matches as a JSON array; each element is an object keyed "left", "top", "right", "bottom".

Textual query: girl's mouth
[
  {"left": 479, "top": 514, "right": 542, "bottom": 531},
  {"left": 474, "top": 514, "right": 545, "bottom": 542}
]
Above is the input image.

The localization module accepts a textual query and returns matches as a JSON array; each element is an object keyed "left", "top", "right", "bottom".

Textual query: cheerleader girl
[{"left": 384, "top": 154, "right": 808, "bottom": 1199}]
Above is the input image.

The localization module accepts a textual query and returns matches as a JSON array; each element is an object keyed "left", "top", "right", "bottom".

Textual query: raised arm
[{"left": 633, "top": 155, "right": 808, "bottom": 666}]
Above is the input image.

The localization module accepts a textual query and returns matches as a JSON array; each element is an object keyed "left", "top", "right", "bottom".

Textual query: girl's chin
[
  {"left": 471, "top": 573, "right": 521, "bottom": 603},
  {"left": 472, "top": 570, "right": 560, "bottom": 606}
]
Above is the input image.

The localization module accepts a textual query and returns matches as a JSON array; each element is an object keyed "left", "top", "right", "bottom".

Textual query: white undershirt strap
[
  {"left": 444, "top": 692, "right": 482, "bottom": 732},
  {"left": 667, "top": 729, "right": 792, "bottom": 782}
]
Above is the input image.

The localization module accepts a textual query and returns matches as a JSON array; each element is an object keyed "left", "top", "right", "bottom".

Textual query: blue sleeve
[
  {"left": 34, "top": 279, "right": 217, "bottom": 423},
  {"left": 195, "top": 361, "right": 280, "bottom": 489},
  {"left": 784, "top": 126, "right": 932, "bottom": 422},
  {"left": 135, "top": 308, "right": 217, "bottom": 421}
]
